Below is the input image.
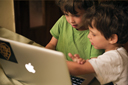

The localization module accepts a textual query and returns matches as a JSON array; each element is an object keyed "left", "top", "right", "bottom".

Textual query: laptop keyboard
[{"left": 70, "top": 75, "right": 85, "bottom": 85}]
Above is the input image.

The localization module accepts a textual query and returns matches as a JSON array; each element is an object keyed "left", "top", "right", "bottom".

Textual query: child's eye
[
  {"left": 90, "top": 32, "right": 96, "bottom": 36},
  {"left": 74, "top": 15, "right": 80, "bottom": 17},
  {"left": 92, "top": 34, "right": 96, "bottom": 36},
  {"left": 64, "top": 13, "right": 68, "bottom": 16}
]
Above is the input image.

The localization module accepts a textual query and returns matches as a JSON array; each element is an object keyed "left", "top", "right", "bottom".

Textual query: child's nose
[
  {"left": 88, "top": 32, "right": 91, "bottom": 39},
  {"left": 70, "top": 17, "right": 75, "bottom": 23}
]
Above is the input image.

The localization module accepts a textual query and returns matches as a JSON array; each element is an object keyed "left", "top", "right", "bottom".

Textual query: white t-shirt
[{"left": 89, "top": 47, "right": 128, "bottom": 85}]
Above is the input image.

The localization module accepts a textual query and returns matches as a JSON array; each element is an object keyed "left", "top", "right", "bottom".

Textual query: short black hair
[
  {"left": 56, "top": 0, "right": 97, "bottom": 14},
  {"left": 84, "top": 2, "right": 128, "bottom": 44}
]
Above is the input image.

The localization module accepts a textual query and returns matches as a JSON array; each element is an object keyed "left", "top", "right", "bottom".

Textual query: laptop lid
[{"left": 0, "top": 37, "right": 72, "bottom": 85}]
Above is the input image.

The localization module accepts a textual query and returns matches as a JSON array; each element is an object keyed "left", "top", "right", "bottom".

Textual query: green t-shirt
[{"left": 50, "top": 15, "right": 104, "bottom": 61}]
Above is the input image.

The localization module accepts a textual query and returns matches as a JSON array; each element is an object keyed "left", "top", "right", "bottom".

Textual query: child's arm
[
  {"left": 66, "top": 59, "right": 95, "bottom": 76},
  {"left": 67, "top": 53, "right": 95, "bottom": 76},
  {"left": 45, "top": 37, "right": 58, "bottom": 50}
]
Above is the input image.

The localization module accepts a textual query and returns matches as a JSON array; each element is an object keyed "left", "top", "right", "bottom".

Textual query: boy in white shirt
[{"left": 67, "top": 2, "right": 128, "bottom": 85}]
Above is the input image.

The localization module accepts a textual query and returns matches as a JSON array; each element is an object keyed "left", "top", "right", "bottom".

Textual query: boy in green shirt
[{"left": 45, "top": 0, "right": 104, "bottom": 61}]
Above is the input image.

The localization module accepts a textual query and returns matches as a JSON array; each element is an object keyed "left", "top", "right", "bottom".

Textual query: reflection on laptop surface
[{"left": 0, "top": 37, "right": 94, "bottom": 85}]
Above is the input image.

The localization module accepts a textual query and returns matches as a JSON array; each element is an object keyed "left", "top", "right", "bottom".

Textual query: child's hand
[{"left": 68, "top": 53, "right": 86, "bottom": 64}]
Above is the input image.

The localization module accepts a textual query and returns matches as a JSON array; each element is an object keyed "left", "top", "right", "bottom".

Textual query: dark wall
[
  {"left": 124, "top": 42, "right": 128, "bottom": 52},
  {"left": 14, "top": 0, "right": 63, "bottom": 46}
]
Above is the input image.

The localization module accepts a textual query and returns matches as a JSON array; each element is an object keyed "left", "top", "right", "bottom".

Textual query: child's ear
[{"left": 109, "top": 34, "right": 118, "bottom": 44}]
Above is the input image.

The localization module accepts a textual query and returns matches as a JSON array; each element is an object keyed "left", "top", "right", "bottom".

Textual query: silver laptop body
[{"left": 0, "top": 37, "right": 94, "bottom": 85}]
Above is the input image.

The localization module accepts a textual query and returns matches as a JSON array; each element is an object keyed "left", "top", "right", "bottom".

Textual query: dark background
[{"left": 14, "top": 0, "right": 63, "bottom": 46}]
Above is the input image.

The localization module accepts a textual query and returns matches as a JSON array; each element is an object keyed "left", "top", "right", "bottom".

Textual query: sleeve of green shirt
[{"left": 50, "top": 15, "right": 65, "bottom": 40}]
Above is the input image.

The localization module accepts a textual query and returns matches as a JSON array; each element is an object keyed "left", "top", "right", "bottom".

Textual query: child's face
[
  {"left": 63, "top": 8, "right": 86, "bottom": 31},
  {"left": 87, "top": 22, "right": 110, "bottom": 50}
]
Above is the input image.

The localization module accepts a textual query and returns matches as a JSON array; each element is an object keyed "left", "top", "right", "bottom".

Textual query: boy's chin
[{"left": 93, "top": 46, "right": 101, "bottom": 50}]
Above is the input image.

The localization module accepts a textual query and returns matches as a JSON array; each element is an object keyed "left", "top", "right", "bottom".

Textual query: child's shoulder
[
  {"left": 57, "top": 15, "right": 71, "bottom": 27},
  {"left": 56, "top": 15, "right": 68, "bottom": 24},
  {"left": 102, "top": 47, "right": 127, "bottom": 60},
  {"left": 59, "top": 15, "right": 66, "bottom": 20}
]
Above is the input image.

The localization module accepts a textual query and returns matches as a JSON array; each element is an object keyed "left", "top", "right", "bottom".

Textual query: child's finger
[
  {"left": 68, "top": 53, "right": 75, "bottom": 60},
  {"left": 77, "top": 58, "right": 83, "bottom": 64},
  {"left": 74, "top": 54, "right": 80, "bottom": 58},
  {"left": 80, "top": 59, "right": 86, "bottom": 64}
]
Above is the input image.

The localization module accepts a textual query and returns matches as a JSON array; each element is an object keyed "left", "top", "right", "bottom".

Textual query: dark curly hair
[
  {"left": 84, "top": 1, "right": 128, "bottom": 44},
  {"left": 56, "top": 0, "right": 97, "bottom": 14}
]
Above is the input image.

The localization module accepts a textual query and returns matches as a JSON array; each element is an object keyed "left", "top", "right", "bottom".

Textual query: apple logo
[{"left": 25, "top": 63, "right": 36, "bottom": 73}]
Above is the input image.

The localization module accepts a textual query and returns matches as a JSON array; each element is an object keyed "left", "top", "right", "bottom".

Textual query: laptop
[{"left": 0, "top": 37, "right": 94, "bottom": 85}]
